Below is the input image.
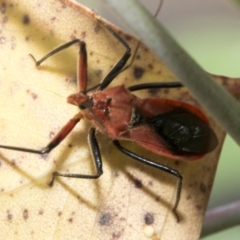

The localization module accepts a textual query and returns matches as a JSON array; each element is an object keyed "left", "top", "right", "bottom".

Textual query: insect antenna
[{"left": 154, "top": 0, "right": 164, "bottom": 18}]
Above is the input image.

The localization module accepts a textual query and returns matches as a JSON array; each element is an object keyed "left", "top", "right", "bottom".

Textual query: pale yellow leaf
[{"left": 0, "top": 0, "right": 233, "bottom": 240}]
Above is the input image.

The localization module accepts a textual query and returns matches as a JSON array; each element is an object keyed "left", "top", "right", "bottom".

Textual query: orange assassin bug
[{"left": 0, "top": 17, "right": 218, "bottom": 221}]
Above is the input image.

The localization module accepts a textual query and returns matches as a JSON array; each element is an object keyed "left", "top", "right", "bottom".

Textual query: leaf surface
[{"left": 0, "top": 0, "right": 237, "bottom": 239}]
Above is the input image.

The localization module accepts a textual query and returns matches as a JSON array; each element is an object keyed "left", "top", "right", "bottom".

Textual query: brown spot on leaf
[
  {"left": 112, "top": 231, "right": 122, "bottom": 239},
  {"left": 7, "top": 210, "right": 12, "bottom": 221},
  {"left": 136, "top": 54, "right": 141, "bottom": 60},
  {"left": 31, "top": 92, "right": 37, "bottom": 99},
  {"left": 163, "top": 88, "right": 170, "bottom": 94},
  {"left": 61, "top": 3, "right": 67, "bottom": 9},
  {"left": 23, "top": 209, "right": 28, "bottom": 220},
  {"left": 143, "top": 46, "right": 149, "bottom": 52},
  {"left": 38, "top": 209, "right": 43, "bottom": 215},
  {"left": 7, "top": 213, "right": 12, "bottom": 221},
  {"left": 199, "top": 183, "right": 206, "bottom": 193},
  {"left": 22, "top": 14, "right": 30, "bottom": 24},
  {"left": 196, "top": 204, "right": 202, "bottom": 210},
  {"left": 26, "top": 89, "right": 37, "bottom": 99},
  {"left": 148, "top": 87, "right": 160, "bottom": 96},
  {"left": 119, "top": 217, "right": 126, "bottom": 221},
  {"left": 148, "top": 181, "right": 153, "bottom": 187},
  {"left": 174, "top": 160, "right": 180, "bottom": 166},
  {"left": 99, "top": 212, "right": 112, "bottom": 226},
  {"left": 134, "top": 178, "right": 142, "bottom": 188},
  {"left": 94, "top": 69, "right": 102, "bottom": 78},
  {"left": 206, "top": 167, "right": 211, "bottom": 172},
  {"left": 133, "top": 66, "right": 145, "bottom": 79},
  {"left": 1, "top": 3, "right": 6, "bottom": 14},
  {"left": 124, "top": 34, "right": 132, "bottom": 42},
  {"left": 186, "top": 195, "right": 192, "bottom": 200},
  {"left": 144, "top": 212, "right": 154, "bottom": 225},
  {"left": 148, "top": 63, "right": 153, "bottom": 70},
  {"left": 11, "top": 159, "right": 16, "bottom": 166}
]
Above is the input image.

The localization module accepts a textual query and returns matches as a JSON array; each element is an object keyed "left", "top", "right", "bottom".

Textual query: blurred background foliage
[{"left": 76, "top": 0, "right": 240, "bottom": 239}]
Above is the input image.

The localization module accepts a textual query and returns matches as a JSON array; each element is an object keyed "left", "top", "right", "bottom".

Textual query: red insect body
[{"left": 68, "top": 84, "right": 216, "bottom": 161}]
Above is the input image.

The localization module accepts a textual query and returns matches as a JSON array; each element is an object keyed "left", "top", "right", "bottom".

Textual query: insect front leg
[
  {"left": 96, "top": 17, "right": 131, "bottom": 91},
  {"left": 30, "top": 38, "right": 88, "bottom": 92},
  {"left": 0, "top": 113, "right": 82, "bottom": 154},
  {"left": 49, "top": 128, "right": 103, "bottom": 186},
  {"left": 113, "top": 140, "right": 182, "bottom": 222}
]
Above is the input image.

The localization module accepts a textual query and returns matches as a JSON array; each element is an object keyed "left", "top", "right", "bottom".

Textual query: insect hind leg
[{"left": 113, "top": 140, "right": 182, "bottom": 222}]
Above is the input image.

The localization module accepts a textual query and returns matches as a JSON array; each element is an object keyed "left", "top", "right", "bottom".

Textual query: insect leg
[
  {"left": 113, "top": 140, "right": 182, "bottom": 222},
  {"left": 95, "top": 0, "right": 165, "bottom": 91},
  {"left": 128, "top": 82, "right": 183, "bottom": 92},
  {"left": 29, "top": 39, "right": 88, "bottom": 92},
  {"left": 0, "top": 113, "right": 82, "bottom": 154},
  {"left": 30, "top": 39, "right": 82, "bottom": 66},
  {"left": 96, "top": 18, "right": 131, "bottom": 91},
  {"left": 49, "top": 127, "right": 103, "bottom": 186}
]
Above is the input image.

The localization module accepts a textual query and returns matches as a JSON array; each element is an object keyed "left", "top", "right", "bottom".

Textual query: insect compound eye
[
  {"left": 79, "top": 96, "right": 93, "bottom": 110},
  {"left": 79, "top": 103, "right": 87, "bottom": 110}
]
